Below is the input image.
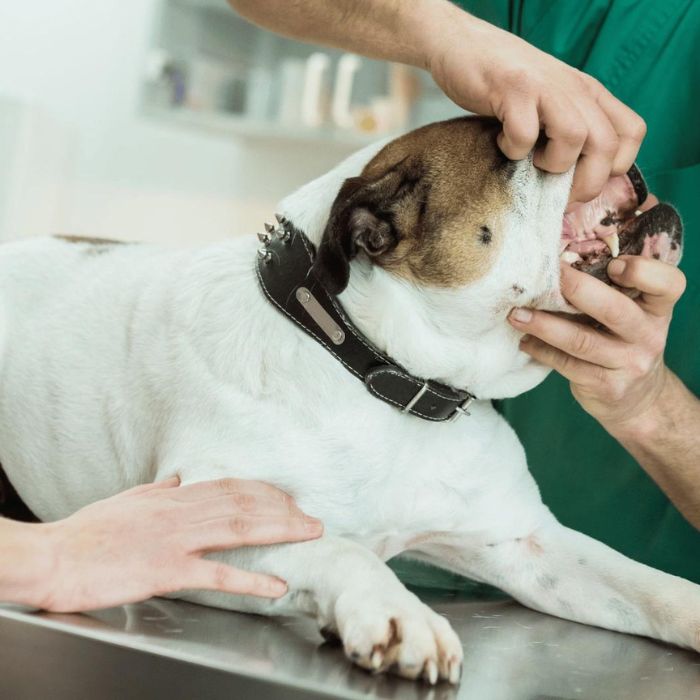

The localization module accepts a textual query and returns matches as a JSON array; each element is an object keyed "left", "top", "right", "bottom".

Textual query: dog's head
[
  {"left": 296, "top": 116, "right": 682, "bottom": 397},
  {"left": 313, "top": 116, "right": 682, "bottom": 306}
]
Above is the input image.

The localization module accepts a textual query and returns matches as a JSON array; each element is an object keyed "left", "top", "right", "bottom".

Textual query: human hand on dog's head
[
  {"left": 29, "top": 477, "right": 323, "bottom": 612},
  {"left": 508, "top": 256, "right": 686, "bottom": 434},
  {"left": 424, "top": 4, "right": 646, "bottom": 205}
]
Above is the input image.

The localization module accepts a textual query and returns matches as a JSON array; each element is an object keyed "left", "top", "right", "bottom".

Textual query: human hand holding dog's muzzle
[
  {"left": 3, "top": 476, "right": 323, "bottom": 613},
  {"left": 508, "top": 255, "right": 687, "bottom": 435}
]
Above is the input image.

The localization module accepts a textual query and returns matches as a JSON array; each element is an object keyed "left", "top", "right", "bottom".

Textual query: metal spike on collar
[
  {"left": 257, "top": 247, "right": 272, "bottom": 263},
  {"left": 264, "top": 222, "right": 275, "bottom": 234},
  {"left": 273, "top": 214, "right": 291, "bottom": 242},
  {"left": 257, "top": 231, "right": 271, "bottom": 245}
]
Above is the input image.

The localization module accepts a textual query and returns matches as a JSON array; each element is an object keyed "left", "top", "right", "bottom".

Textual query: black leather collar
[{"left": 255, "top": 216, "right": 476, "bottom": 422}]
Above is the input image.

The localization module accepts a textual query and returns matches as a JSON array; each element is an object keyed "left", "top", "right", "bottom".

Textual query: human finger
[
  {"left": 187, "top": 491, "right": 303, "bottom": 520},
  {"left": 569, "top": 102, "right": 619, "bottom": 203},
  {"left": 559, "top": 265, "right": 645, "bottom": 340},
  {"left": 533, "top": 93, "right": 587, "bottom": 173},
  {"left": 170, "top": 478, "right": 299, "bottom": 510},
  {"left": 114, "top": 476, "right": 181, "bottom": 498},
  {"left": 186, "top": 514, "right": 324, "bottom": 552},
  {"left": 519, "top": 335, "right": 604, "bottom": 385},
  {"left": 496, "top": 92, "right": 541, "bottom": 161},
  {"left": 182, "top": 561, "right": 288, "bottom": 598},
  {"left": 588, "top": 79, "right": 646, "bottom": 175},
  {"left": 607, "top": 256, "right": 686, "bottom": 318},
  {"left": 508, "top": 308, "right": 621, "bottom": 368}
]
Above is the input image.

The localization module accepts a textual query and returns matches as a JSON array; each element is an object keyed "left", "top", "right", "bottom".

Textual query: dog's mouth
[{"left": 559, "top": 164, "right": 683, "bottom": 284}]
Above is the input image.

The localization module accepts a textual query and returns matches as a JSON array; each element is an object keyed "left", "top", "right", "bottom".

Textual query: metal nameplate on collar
[{"left": 295, "top": 287, "right": 346, "bottom": 345}]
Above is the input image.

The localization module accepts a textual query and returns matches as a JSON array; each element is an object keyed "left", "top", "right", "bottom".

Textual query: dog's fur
[{"left": 1, "top": 117, "right": 698, "bottom": 683}]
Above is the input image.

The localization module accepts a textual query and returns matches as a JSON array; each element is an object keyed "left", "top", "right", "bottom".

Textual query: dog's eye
[{"left": 478, "top": 226, "right": 493, "bottom": 244}]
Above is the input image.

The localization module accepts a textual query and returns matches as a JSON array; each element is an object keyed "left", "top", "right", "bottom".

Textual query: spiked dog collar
[{"left": 255, "top": 215, "right": 476, "bottom": 422}]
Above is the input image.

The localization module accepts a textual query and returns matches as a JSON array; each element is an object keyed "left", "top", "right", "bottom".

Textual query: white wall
[{"left": 0, "top": 0, "right": 355, "bottom": 243}]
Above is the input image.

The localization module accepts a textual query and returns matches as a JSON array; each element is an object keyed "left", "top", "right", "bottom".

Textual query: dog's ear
[{"left": 312, "top": 169, "right": 409, "bottom": 295}]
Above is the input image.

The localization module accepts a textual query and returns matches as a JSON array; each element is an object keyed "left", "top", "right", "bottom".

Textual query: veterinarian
[
  {"left": 230, "top": 0, "right": 700, "bottom": 588},
  {"left": 0, "top": 476, "right": 323, "bottom": 610}
]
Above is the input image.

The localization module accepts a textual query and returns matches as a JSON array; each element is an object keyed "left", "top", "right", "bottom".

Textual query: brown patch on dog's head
[{"left": 313, "top": 117, "right": 516, "bottom": 294}]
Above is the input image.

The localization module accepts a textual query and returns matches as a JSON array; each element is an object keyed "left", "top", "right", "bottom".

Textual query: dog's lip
[{"left": 558, "top": 165, "right": 657, "bottom": 278}]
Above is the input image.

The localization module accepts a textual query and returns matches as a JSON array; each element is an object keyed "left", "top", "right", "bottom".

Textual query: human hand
[
  {"left": 36, "top": 477, "right": 323, "bottom": 612},
  {"left": 508, "top": 258, "right": 686, "bottom": 433},
  {"left": 423, "top": 4, "right": 646, "bottom": 203}
]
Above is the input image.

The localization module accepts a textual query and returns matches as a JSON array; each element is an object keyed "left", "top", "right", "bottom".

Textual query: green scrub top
[{"left": 394, "top": 0, "right": 700, "bottom": 592}]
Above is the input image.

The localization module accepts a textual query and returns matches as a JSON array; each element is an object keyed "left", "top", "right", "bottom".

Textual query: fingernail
[
  {"left": 519, "top": 334, "right": 531, "bottom": 345},
  {"left": 270, "top": 578, "right": 288, "bottom": 596},
  {"left": 510, "top": 308, "right": 533, "bottom": 324},
  {"left": 608, "top": 259, "right": 626, "bottom": 276},
  {"left": 304, "top": 516, "right": 323, "bottom": 533}
]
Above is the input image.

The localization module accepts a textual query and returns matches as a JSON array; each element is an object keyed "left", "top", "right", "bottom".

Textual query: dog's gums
[{"left": 560, "top": 166, "right": 683, "bottom": 284}]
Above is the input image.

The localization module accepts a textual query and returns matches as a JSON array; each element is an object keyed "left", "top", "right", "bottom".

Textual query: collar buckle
[
  {"left": 402, "top": 381, "right": 429, "bottom": 414},
  {"left": 449, "top": 395, "right": 475, "bottom": 422}
]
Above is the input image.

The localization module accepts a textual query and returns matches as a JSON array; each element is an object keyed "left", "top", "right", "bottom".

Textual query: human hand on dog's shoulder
[{"left": 0, "top": 476, "right": 323, "bottom": 613}]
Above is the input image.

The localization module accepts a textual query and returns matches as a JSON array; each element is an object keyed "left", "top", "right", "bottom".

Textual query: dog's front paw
[{"left": 331, "top": 588, "right": 463, "bottom": 684}]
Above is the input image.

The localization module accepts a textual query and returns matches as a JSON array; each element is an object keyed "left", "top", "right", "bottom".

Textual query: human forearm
[
  {"left": 0, "top": 519, "right": 52, "bottom": 607},
  {"left": 227, "top": 0, "right": 460, "bottom": 69},
  {"left": 608, "top": 369, "right": 700, "bottom": 529}
]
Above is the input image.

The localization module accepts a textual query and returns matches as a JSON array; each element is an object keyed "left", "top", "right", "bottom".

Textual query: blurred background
[{"left": 0, "top": 0, "right": 461, "bottom": 245}]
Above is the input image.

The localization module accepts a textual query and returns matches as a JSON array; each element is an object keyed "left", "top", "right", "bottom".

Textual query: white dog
[{"left": 0, "top": 117, "right": 693, "bottom": 685}]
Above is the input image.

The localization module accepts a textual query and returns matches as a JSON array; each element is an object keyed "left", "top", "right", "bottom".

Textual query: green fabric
[{"left": 395, "top": 0, "right": 700, "bottom": 591}]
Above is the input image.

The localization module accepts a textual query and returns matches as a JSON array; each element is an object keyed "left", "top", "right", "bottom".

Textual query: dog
[{"left": 0, "top": 116, "right": 692, "bottom": 685}]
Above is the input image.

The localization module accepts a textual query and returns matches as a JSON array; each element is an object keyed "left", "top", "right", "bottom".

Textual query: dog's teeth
[
  {"left": 560, "top": 250, "right": 581, "bottom": 265},
  {"left": 602, "top": 232, "right": 620, "bottom": 258},
  {"left": 635, "top": 209, "right": 642, "bottom": 217},
  {"left": 370, "top": 649, "right": 383, "bottom": 670}
]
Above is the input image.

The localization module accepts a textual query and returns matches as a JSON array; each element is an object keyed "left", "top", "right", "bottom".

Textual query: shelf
[{"left": 143, "top": 106, "right": 391, "bottom": 149}]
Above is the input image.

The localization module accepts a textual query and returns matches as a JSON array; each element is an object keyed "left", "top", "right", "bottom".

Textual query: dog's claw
[
  {"left": 424, "top": 659, "right": 438, "bottom": 685},
  {"left": 370, "top": 648, "right": 384, "bottom": 670},
  {"left": 448, "top": 657, "right": 462, "bottom": 685}
]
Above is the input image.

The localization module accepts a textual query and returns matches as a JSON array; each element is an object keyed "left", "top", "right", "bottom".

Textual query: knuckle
[
  {"left": 625, "top": 349, "right": 652, "bottom": 378},
  {"left": 601, "top": 304, "right": 627, "bottom": 329},
  {"left": 604, "top": 376, "right": 627, "bottom": 402},
  {"left": 217, "top": 477, "right": 238, "bottom": 494},
  {"left": 501, "top": 68, "right": 533, "bottom": 92},
  {"left": 232, "top": 492, "right": 256, "bottom": 512},
  {"left": 596, "top": 132, "right": 620, "bottom": 156},
  {"left": 629, "top": 114, "right": 647, "bottom": 141},
  {"left": 213, "top": 563, "right": 229, "bottom": 588},
  {"left": 591, "top": 364, "right": 608, "bottom": 387},
  {"left": 645, "top": 331, "right": 667, "bottom": 358},
  {"left": 571, "top": 329, "right": 595, "bottom": 357},
  {"left": 229, "top": 516, "right": 252, "bottom": 536},
  {"left": 560, "top": 123, "right": 587, "bottom": 146},
  {"left": 671, "top": 270, "right": 687, "bottom": 299}
]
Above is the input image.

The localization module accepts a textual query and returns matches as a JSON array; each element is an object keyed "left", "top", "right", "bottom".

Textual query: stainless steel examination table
[{"left": 2, "top": 589, "right": 699, "bottom": 699}]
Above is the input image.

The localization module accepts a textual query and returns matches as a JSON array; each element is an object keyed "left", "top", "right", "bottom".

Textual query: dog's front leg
[
  {"left": 423, "top": 521, "right": 700, "bottom": 652},
  {"left": 177, "top": 535, "right": 463, "bottom": 683}
]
